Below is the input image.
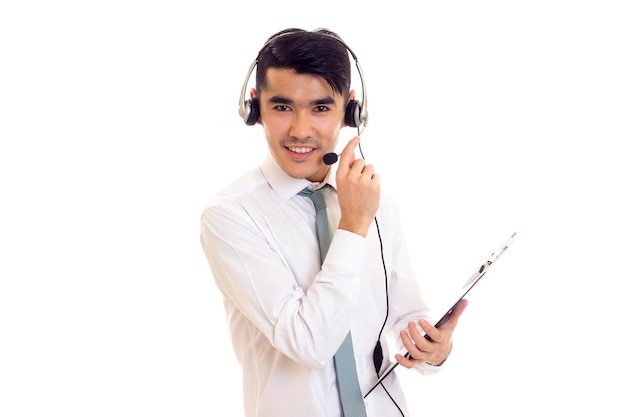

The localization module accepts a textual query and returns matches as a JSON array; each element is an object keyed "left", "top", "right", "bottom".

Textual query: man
[{"left": 200, "top": 28, "right": 467, "bottom": 417}]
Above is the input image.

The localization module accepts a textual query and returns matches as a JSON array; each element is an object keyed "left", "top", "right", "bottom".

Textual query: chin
[
  {"left": 290, "top": 170, "right": 317, "bottom": 180},
  {"left": 286, "top": 166, "right": 321, "bottom": 182}
]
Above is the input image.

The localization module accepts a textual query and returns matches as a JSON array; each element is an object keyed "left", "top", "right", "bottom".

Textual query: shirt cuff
[{"left": 324, "top": 229, "right": 368, "bottom": 276}]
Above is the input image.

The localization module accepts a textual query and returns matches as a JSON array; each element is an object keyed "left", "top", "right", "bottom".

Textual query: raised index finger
[{"left": 336, "top": 136, "right": 360, "bottom": 176}]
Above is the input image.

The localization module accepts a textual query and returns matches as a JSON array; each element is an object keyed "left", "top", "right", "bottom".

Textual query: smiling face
[{"left": 255, "top": 68, "right": 349, "bottom": 183}]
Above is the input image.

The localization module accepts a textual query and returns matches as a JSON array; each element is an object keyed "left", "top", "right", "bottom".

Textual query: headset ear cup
[
  {"left": 244, "top": 98, "right": 260, "bottom": 126},
  {"left": 344, "top": 99, "right": 362, "bottom": 128}
]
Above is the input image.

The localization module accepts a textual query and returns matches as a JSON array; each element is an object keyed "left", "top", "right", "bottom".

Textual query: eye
[
  {"left": 273, "top": 105, "right": 291, "bottom": 112},
  {"left": 313, "top": 105, "right": 330, "bottom": 112}
]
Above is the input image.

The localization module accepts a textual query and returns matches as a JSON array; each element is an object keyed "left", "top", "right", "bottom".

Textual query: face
[{"left": 254, "top": 68, "right": 349, "bottom": 183}]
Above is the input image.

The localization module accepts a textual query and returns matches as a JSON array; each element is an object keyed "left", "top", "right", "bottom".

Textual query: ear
[
  {"left": 343, "top": 89, "right": 359, "bottom": 128},
  {"left": 251, "top": 88, "right": 263, "bottom": 124},
  {"left": 341, "top": 90, "right": 356, "bottom": 128}
]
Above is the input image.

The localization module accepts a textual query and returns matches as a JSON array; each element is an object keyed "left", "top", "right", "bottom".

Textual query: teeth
[{"left": 289, "top": 147, "right": 313, "bottom": 154}]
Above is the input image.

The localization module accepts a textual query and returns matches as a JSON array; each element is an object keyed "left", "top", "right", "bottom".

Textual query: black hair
[{"left": 255, "top": 28, "right": 352, "bottom": 102}]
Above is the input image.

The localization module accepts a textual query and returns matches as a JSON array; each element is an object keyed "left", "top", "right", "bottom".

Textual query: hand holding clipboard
[{"left": 364, "top": 232, "right": 517, "bottom": 398}]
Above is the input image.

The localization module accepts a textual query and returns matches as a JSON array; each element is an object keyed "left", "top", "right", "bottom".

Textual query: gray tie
[{"left": 300, "top": 185, "right": 367, "bottom": 417}]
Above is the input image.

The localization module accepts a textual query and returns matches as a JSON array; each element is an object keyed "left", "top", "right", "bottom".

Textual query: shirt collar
[{"left": 261, "top": 154, "right": 337, "bottom": 201}]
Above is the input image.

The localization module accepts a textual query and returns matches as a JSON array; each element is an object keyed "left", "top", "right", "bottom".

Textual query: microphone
[{"left": 323, "top": 152, "right": 340, "bottom": 165}]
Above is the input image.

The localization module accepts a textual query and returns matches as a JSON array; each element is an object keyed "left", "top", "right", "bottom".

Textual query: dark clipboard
[{"left": 363, "top": 232, "right": 517, "bottom": 398}]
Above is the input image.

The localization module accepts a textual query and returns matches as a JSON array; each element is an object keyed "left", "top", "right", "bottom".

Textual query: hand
[
  {"left": 335, "top": 136, "right": 380, "bottom": 237},
  {"left": 395, "top": 299, "right": 469, "bottom": 367}
]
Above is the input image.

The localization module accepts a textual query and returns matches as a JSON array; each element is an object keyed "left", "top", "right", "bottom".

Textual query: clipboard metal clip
[{"left": 462, "top": 232, "right": 516, "bottom": 289}]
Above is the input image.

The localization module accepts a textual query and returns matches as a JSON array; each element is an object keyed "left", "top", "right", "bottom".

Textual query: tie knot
[{"left": 299, "top": 185, "right": 330, "bottom": 212}]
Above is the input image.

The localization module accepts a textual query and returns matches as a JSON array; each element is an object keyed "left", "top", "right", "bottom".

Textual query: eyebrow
[{"left": 267, "top": 95, "right": 337, "bottom": 106}]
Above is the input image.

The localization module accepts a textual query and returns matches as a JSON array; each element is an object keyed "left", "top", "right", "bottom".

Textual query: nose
[{"left": 289, "top": 110, "right": 314, "bottom": 140}]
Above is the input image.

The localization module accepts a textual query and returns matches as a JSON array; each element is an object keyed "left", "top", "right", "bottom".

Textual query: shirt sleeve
[
  {"left": 378, "top": 195, "right": 446, "bottom": 375},
  {"left": 200, "top": 203, "right": 369, "bottom": 368}
]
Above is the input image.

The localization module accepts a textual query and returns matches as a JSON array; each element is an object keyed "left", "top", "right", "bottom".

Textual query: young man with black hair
[{"left": 200, "top": 28, "right": 467, "bottom": 417}]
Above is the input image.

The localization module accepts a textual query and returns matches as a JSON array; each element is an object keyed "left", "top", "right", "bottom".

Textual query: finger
[
  {"left": 400, "top": 328, "right": 426, "bottom": 359},
  {"left": 417, "top": 319, "right": 442, "bottom": 343},
  {"left": 337, "top": 136, "right": 360, "bottom": 175},
  {"left": 407, "top": 321, "right": 438, "bottom": 351},
  {"left": 440, "top": 299, "right": 469, "bottom": 331},
  {"left": 395, "top": 352, "right": 418, "bottom": 368},
  {"left": 346, "top": 158, "right": 366, "bottom": 176},
  {"left": 342, "top": 162, "right": 378, "bottom": 186},
  {"left": 453, "top": 299, "right": 469, "bottom": 317},
  {"left": 361, "top": 164, "right": 378, "bottom": 180}
]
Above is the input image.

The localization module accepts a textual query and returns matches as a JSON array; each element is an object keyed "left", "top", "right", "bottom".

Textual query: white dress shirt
[{"left": 200, "top": 154, "right": 440, "bottom": 417}]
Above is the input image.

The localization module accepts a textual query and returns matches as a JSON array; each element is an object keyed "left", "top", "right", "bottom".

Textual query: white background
[{"left": 1, "top": 1, "right": 625, "bottom": 416}]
